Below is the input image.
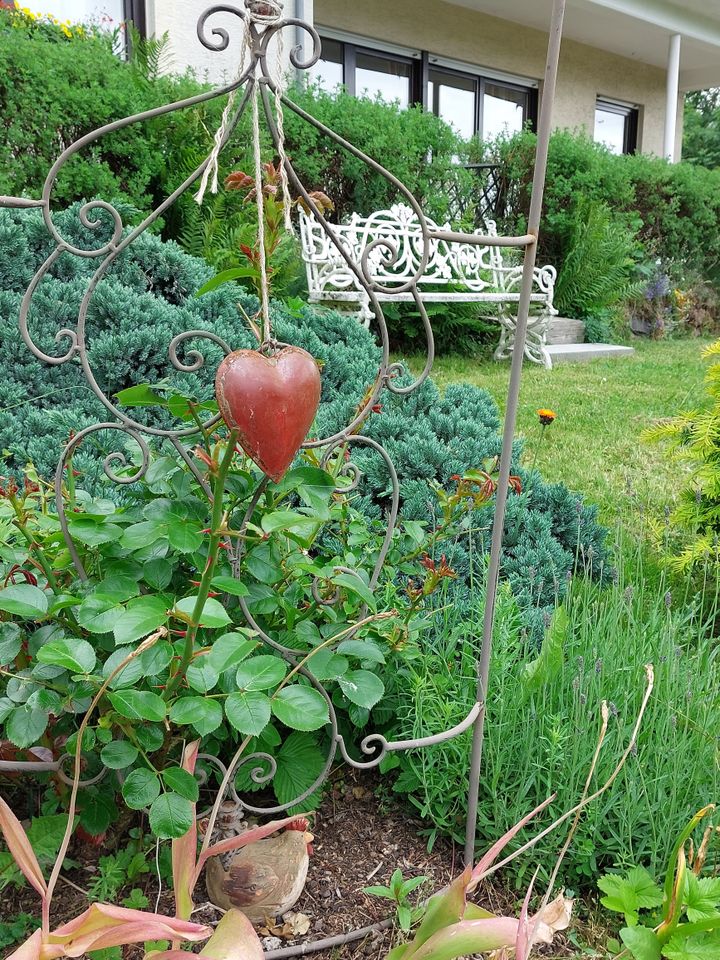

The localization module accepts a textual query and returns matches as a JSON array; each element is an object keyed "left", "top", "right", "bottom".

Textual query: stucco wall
[{"left": 314, "top": 0, "right": 683, "bottom": 158}]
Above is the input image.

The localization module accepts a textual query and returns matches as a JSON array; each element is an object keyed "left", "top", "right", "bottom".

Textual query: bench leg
[{"left": 494, "top": 308, "right": 552, "bottom": 368}]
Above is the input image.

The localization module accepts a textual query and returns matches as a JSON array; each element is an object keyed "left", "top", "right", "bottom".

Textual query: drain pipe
[{"left": 295, "top": 0, "right": 306, "bottom": 83}]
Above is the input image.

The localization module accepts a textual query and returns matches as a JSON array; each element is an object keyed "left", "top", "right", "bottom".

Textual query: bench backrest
[{"left": 299, "top": 203, "right": 508, "bottom": 295}]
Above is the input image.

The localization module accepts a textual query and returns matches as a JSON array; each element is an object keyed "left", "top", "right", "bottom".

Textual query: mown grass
[{"left": 407, "top": 338, "right": 710, "bottom": 527}]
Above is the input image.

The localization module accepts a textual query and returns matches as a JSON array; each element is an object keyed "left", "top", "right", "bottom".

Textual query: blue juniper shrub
[{"left": 0, "top": 205, "right": 606, "bottom": 639}]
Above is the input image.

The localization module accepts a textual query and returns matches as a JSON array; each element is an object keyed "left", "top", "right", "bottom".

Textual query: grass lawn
[{"left": 408, "top": 338, "right": 711, "bottom": 526}]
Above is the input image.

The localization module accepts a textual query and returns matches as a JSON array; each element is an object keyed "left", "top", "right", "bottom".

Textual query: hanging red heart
[{"left": 215, "top": 346, "right": 322, "bottom": 483}]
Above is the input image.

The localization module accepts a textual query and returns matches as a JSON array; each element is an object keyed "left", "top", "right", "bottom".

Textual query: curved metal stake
[{"left": 464, "top": 0, "right": 568, "bottom": 867}]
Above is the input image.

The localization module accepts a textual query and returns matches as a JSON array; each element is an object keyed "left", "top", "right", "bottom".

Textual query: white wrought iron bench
[{"left": 298, "top": 203, "right": 557, "bottom": 368}]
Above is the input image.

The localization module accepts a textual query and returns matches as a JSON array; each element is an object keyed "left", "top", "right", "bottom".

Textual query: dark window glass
[
  {"left": 482, "top": 82, "right": 527, "bottom": 139},
  {"left": 429, "top": 69, "right": 476, "bottom": 139},
  {"left": 355, "top": 51, "right": 411, "bottom": 107},
  {"left": 312, "top": 37, "right": 344, "bottom": 91},
  {"left": 594, "top": 99, "right": 638, "bottom": 154}
]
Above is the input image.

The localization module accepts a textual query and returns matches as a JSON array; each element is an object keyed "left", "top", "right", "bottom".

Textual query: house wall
[{"left": 314, "top": 0, "right": 684, "bottom": 158}]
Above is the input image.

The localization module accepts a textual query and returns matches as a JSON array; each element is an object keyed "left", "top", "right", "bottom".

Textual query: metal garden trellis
[{"left": 0, "top": 0, "right": 566, "bottom": 954}]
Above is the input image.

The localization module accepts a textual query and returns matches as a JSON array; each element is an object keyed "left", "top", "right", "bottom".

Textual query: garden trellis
[{"left": 0, "top": 0, "right": 566, "bottom": 953}]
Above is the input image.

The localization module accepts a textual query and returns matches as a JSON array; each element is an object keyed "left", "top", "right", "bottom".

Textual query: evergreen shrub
[{"left": 1, "top": 206, "right": 607, "bottom": 636}]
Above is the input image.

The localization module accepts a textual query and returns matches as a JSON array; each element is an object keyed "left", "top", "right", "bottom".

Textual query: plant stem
[
  {"left": 11, "top": 517, "right": 61, "bottom": 596},
  {"left": 44, "top": 628, "right": 167, "bottom": 935},
  {"left": 164, "top": 432, "right": 238, "bottom": 699}
]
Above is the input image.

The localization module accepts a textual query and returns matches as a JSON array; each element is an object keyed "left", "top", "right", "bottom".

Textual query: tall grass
[{"left": 389, "top": 524, "right": 720, "bottom": 890}]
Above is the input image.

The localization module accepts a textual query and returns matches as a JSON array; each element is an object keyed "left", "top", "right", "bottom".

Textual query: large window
[
  {"left": 312, "top": 33, "right": 536, "bottom": 140},
  {"left": 311, "top": 36, "right": 418, "bottom": 107},
  {"left": 594, "top": 98, "right": 638, "bottom": 155}
]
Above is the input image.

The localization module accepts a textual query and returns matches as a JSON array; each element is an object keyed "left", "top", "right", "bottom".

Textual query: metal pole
[
  {"left": 464, "top": 0, "right": 567, "bottom": 867},
  {"left": 664, "top": 33, "right": 682, "bottom": 161}
]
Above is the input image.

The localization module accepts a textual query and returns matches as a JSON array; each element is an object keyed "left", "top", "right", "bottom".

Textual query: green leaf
[
  {"left": 93, "top": 576, "right": 141, "bottom": 604},
  {"left": 336, "top": 639, "right": 386, "bottom": 664},
  {"left": 167, "top": 522, "right": 203, "bottom": 554},
  {"left": 338, "top": 670, "right": 384, "bottom": 709},
  {"left": 149, "top": 793, "right": 194, "bottom": 840},
  {"left": 186, "top": 658, "right": 220, "bottom": 694},
  {"left": 620, "top": 927, "right": 662, "bottom": 960},
  {"left": 225, "top": 691, "right": 271, "bottom": 736},
  {"left": 196, "top": 266, "right": 258, "bottom": 297},
  {"left": 78, "top": 788, "right": 116, "bottom": 836},
  {"left": 686, "top": 876, "right": 720, "bottom": 923},
  {"left": 173, "top": 596, "right": 230, "bottom": 629},
  {"left": 143, "top": 558, "right": 173, "bottom": 591},
  {"left": 114, "top": 596, "right": 169, "bottom": 646},
  {"left": 5, "top": 704, "right": 48, "bottom": 748},
  {"left": 115, "top": 384, "right": 168, "bottom": 407},
  {"left": 77, "top": 597, "right": 123, "bottom": 635},
  {"left": 273, "top": 732, "right": 325, "bottom": 811},
  {"left": 102, "top": 649, "right": 145, "bottom": 690},
  {"left": 170, "top": 697, "right": 223, "bottom": 736},
  {"left": 120, "top": 520, "right": 168, "bottom": 551},
  {"left": 108, "top": 690, "right": 167, "bottom": 722},
  {"left": 246, "top": 542, "right": 284, "bottom": 585},
  {"left": 211, "top": 576, "right": 249, "bottom": 597},
  {"left": 209, "top": 633, "right": 256, "bottom": 673},
  {"left": 662, "top": 931, "right": 720, "bottom": 960},
  {"left": 0, "top": 624, "right": 22, "bottom": 663},
  {"left": 0, "top": 584, "right": 48, "bottom": 619},
  {"left": 331, "top": 572, "right": 376, "bottom": 611},
  {"left": 272, "top": 686, "right": 329, "bottom": 731},
  {"left": 235, "top": 655, "right": 287, "bottom": 692},
  {"left": 162, "top": 767, "right": 199, "bottom": 802},
  {"left": 522, "top": 605, "right": 567, "bottom": 693},
  {"left": 261, "top": 510, "right": 317, "bottom": 536},
  {"left": 122, "top": 769, "right": 161, "bottom": 810},
  {"left": 66, "top": 517, "right": 123, "bottom": 546},
  {"left": 100, "top": 740, "right": 139, "bottom": 770},
  {"left": 599, "top": 867, "right": 663, "bottom": 925},
  {"left": 307, "top": 649, "right": 348, "bottom": 681},
  {"left": 37, "top": 638, "right": 96, "bottom": 674}
]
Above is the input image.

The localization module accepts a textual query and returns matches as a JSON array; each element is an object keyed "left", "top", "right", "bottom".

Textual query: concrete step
[{"left": 547, "top": 343, "right": 635, "bottom": 363}]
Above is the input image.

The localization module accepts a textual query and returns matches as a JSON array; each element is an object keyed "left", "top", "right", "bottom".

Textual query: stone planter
[{"left": 547, "top": 316, "right": 586, "bottom": 345}]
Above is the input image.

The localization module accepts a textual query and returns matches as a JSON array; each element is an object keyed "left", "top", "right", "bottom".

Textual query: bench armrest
[{"left": 496, "top": 263, "right": 557, "bottom": 302}]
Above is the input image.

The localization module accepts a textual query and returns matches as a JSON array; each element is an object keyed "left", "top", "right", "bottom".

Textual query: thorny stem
[
  {"left": 43, "top": 628, "right": 167, "bottom": 935},
  {"left": 164, "top": 432, "right": 238, "bottom": 700},
  {"left": 197, "top": 609, "right": 397, "bottom": 864},
  {"left": 11, "top": 515, "right": 61, "bottom": 596}
]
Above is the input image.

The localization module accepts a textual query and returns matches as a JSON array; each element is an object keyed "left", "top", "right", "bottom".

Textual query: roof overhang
[{"left": 449, "top": 0, "right": 720, "bottom": 90}]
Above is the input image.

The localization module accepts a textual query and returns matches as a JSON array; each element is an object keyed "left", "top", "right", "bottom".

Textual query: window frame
[
  {"left": 315, "top": 31, "right": 537, "bottom": 139},
  {"left": 594, "top": 97, "right": 639, "bottom": 155}
]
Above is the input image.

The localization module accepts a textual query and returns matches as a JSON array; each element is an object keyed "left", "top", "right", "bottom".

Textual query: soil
[{"left": 1, "top": 769, "right": 594, "bottom": 959}]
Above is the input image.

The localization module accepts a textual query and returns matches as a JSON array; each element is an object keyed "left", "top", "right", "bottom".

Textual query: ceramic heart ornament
[{"left": 215, "top": 346, "right": 322, "bottom": 483}]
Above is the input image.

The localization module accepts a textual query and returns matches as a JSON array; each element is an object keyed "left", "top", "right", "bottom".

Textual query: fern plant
[
  {"left": 644, "top": 338, "right": 720, "bottom": 575},
  {"left": 554, "top": 199, "right": 642, "bottom": 320}
]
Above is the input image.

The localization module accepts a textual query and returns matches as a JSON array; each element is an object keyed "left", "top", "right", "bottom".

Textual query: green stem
[
  {"left": 12, "top": 517, "right": 61, "bottom": 596},
  {"left": 164, "top": 432, "right": 238, "bottom": 700}
]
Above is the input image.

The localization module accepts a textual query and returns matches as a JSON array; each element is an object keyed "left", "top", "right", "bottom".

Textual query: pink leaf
[
  {"left": 47, "top": 903, "right": 211, "bottom": 956},
  {"left": 172, "top": 741, "right": 200, "bottom": 919},
  {"left": 198, "top": 908, "right": 264, "bottom": 960},
  {"left": 515, "top": 868, "right": 539, "bottom": 960},
  {"left": 4, "top": 929, "right": 47, "bottom": 960},
  {"left": 410, "top": 917, "right": 519, "bottom": 960},
  {"left": 468, "top": 794, "right": 555, "bottom": 892},
  {"left": 0, "top": 794, "right": 47, "bottom": 898}
]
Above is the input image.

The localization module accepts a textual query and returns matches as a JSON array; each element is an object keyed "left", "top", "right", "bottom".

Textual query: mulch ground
[{"left": 2, "top": 769, "right": 598, "bottom": 959}]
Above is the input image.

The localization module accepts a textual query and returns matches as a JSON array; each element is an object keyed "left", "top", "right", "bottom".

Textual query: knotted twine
[{"left": 195, "top": 0, "right": 293, "bottom": 343}]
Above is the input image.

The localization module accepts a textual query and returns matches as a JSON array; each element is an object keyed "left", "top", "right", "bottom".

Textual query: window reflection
[
  {"left": 594, "top": 106, "right": 627, "bottom": 154},
  {"left": 483, "top": 82, "right": 526, "bottom": 139},
  {"left": 356, "top": 52, "right": 411, "bottom": 106},
  {"left": 311, "top": 38, "right": 344, "bottom": 91},
  {"left": 429, "top": 69, "right": 475, "bottom": 139}
]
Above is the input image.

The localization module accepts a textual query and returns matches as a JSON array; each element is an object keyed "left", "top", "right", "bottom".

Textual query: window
[
  {"left": 312, "top": 34, "right": 536, "bottom": 139},
  {"left": 427, "top": 65, "right": 535, "bottom": 140},
  {"left": 311, "top": 36, "right": 418, "bottom": 106},
  {"left": 594, "top": 99, "right": 638, "bottom": 155},
  {"left": 18, "top": 0, "right": 125, "bottom": 25}
]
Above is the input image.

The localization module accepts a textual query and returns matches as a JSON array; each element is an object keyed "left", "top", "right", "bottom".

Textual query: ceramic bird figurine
[{"left": 205, "top": 818, "right": 314, "bottom": 922}]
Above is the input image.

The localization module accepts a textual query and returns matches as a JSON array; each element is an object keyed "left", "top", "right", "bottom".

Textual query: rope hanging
[{"left": 195, "top": 0, "right": 293, "bottom": 341}]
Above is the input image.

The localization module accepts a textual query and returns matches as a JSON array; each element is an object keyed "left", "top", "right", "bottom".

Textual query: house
[{"left": 26, "top": 0, "right": 720, "bottom": 161}]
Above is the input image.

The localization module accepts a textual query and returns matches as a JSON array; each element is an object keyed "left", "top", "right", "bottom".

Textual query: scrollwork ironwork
[{"left": 1, "top": 0, "right": 568, "bottom": 949}]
